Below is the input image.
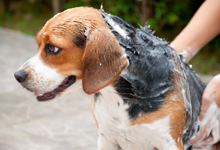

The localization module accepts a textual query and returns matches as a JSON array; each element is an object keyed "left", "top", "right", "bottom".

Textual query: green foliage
[
  {"left": 104, "top": 0, "right": 140, "bottom": 25},
  {"left": 0, "top": 0, "right": 219, "bottom": 75},
  {"left": 148, "top": 1, "right": 191, "bottom": 31},
  {"left": 166, "top": 12, "right": 179, "bottom": 24},
  {"left": 63, "top": 0, "right": 140, "bottom": 27},
  {"left": 63, "top": 1, "right": 86, "bottom": 9},
  {"left": 190, "top": 45, "right": 220, "bottom": 75},
  {"left": 0, "top": 0, "right": 53, "bottom": 35},
  {"left": 146, "top": 0, "right": 220, "bottom": 75}
]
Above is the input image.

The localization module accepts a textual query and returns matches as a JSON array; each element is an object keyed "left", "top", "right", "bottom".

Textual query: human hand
[{"left": 190, "top": 74, "right": 220, "bottom": 147}]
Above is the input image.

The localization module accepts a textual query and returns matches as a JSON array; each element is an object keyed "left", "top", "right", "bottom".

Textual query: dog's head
[{"left": 14, "top": 7, "right": 128, "bottom": 101}]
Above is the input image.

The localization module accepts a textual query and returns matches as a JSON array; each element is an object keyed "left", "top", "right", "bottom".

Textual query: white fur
[
  {"left": 189, "top": 64, "right": 192, "bottom": 68},
  {"left": 149, "top": 87, "right": 170, "bottom": 98},
  {"left": 106, "top": 17, "right": 128, "bottom": 39},
  {"left": 18, "top": 53, "right": 66, "bottom": 94},
  {"left": 94, "top": 86, "right": 178, "bottom": 150}
]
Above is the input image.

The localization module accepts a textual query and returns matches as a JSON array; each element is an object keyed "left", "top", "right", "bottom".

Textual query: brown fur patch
[
  {"left": 130, "top": 74, "right": 186, "bottom": 149},
  {"left": 212, "top": 142, "right": 220, "bottom": 150},
  {"left": 82, "top": 26, "right": 128, "bottom": 94}
]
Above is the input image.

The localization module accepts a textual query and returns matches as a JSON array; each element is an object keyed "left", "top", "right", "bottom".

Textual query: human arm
[
  {"left": 170, "top": 0, "right": 220, "bottom": 63},
  {"left": 169, "top": 0, "right": 220, "bottom": 147}
]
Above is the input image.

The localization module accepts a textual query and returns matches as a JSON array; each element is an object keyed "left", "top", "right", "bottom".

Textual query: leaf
[{"left": 166, "top": 13, "right": 179, "bottom": 24}]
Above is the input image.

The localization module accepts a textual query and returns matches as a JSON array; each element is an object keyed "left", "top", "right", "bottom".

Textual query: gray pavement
[
  {"left": 0, "top": 28, "right": 213, "bottom": 150},
  {"left": 0, "top": 28, "right": 97, "bottom": 150}
]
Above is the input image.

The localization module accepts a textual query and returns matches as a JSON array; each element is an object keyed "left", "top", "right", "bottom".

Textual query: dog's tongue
[
  {"left": 61, "top": 76, "right": 70, "bottom": 85},
  {"left": 34, "top": 93, "right": 39, "bottom": 96}
]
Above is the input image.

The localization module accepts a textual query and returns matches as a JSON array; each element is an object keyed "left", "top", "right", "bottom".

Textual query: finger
[
  {"left": 189, "top": 126, "right": 209, "bottom": 144},
  {"left": 200, "top": 135, "right": 213, "bottom": 147}
]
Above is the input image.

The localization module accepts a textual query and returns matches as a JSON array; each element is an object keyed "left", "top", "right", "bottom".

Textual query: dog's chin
[{"left": 34, "top": 75, "right": 76, "bottom": 102}]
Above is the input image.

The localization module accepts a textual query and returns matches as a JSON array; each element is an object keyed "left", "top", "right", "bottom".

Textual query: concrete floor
[{"left": 0, "top": 28, "right": 213, "bottom": 150}]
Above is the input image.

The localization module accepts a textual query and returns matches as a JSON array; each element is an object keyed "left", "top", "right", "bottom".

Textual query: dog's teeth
[
  {"left": 34, "top": 93, "right": 44, "bottom": 96},
  {"left": 34, "top": 93, "right": 39, "bottom": 96}
]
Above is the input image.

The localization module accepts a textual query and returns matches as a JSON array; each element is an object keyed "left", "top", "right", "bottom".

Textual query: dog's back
[{"left": 102, "top": 12, "right": 207, "bottom": 149}]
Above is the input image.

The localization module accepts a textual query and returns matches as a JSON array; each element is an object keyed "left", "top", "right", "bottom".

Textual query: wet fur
[{"left": 102, "top": 12, "right": 206, "bottom": 149}]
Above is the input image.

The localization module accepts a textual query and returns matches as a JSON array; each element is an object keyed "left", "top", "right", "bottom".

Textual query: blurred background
[{"left": 0, "top": 0, "right": 220, "bottom": 75}]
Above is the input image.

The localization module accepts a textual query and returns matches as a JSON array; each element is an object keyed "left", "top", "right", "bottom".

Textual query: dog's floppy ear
[{"left": 82, "top": 27, "right": 128, "bottom": 94}]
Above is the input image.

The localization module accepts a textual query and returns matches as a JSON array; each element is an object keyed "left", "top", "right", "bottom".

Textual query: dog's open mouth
[{"left": 34, "top": 75, "right": 76, "bottom": 101}]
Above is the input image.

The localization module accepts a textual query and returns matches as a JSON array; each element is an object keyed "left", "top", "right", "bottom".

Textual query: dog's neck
[
  {"left": 94, "top": 86, "right": 131, "bottom": 128},
  {"left": 93, "top": 85, "right": 177, "bottom": 150},
  {"left": 102, "top": 12, "right": 177, "bottom": 119}
]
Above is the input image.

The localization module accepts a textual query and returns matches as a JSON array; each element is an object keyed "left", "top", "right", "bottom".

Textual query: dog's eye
[{"left": 45, "top": 44, "right": 61, "bottom": 54}]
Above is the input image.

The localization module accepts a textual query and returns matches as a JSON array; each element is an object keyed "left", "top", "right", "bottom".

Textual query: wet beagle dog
[{"left": 14, "top": 7, "right": 219, "bottom": 150}]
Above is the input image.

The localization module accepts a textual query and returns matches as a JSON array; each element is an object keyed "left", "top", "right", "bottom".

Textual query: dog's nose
[{"left": 14, "top": 71, "right": 27, "bottom": 83}]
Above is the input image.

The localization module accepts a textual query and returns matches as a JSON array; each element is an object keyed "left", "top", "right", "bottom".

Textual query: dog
[{"left": 14, "top": 7, "right": 219, "bottom": 150}]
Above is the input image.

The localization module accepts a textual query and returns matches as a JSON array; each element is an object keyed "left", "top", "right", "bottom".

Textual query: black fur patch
[
  {"left": 103, "top": 13, "right": 173, "bottom": 119},
  {"left": 181, "top": 63, "right": 205, "bottom": 144},
  {"left": 94, "top": 92, "right": 101, "bottom": 102},
  {"left": 114, "top": 76, "right": 167, "bottom": 119},
  {"left": 74, "top": 34, "right": 86, "bottom": 49}
]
